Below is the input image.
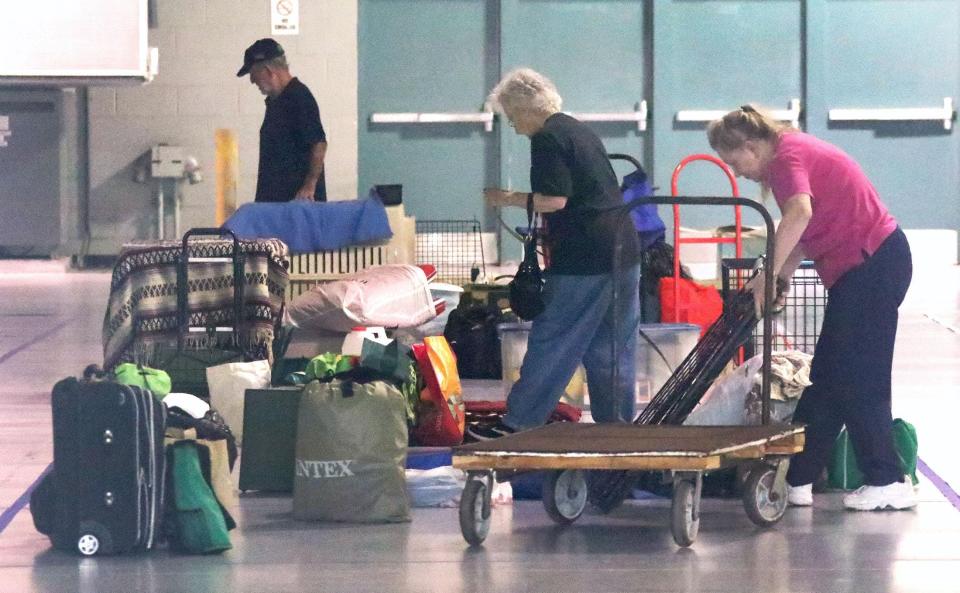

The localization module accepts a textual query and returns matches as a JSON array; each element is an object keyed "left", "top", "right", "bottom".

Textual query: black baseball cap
[{"left": 237, "top": 38, "right": 285, "bottom": 76}]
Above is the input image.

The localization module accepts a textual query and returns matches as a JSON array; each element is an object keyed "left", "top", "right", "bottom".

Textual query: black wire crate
[
  {"left": 415, "top": 219, "right": 487, "bottom": 286},
  {"left": 721, "top": 258, "right": 827, "bottom": 359}
]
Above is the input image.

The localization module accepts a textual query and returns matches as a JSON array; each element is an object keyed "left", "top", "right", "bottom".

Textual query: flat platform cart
[
  {"left": 455, "top": 193, "right": 804, "bottom": 547},
  {"left": 452, "top": 423, "right": 804, "bottom": 547}
]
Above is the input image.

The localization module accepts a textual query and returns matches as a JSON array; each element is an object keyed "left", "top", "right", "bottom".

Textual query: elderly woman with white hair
[{"left": 468, "top": 68, "right": 642, "bottom": 440}]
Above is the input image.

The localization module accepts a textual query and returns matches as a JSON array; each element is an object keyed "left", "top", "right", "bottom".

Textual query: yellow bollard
[{"left": 214, "top": 129, "right": 239, "bottom": 225}]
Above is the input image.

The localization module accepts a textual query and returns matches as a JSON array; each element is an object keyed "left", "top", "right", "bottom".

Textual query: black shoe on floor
[{"left": 466, "top": 420, "right": 517, "bottom": 441}]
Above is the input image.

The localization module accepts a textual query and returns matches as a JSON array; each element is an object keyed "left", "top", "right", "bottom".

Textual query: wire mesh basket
[
  {"left": 721, "top": 258, "right": 827, "bottom": 359},
  {"left": 415, "top": 219, "right": 486, "bottom": 286}
]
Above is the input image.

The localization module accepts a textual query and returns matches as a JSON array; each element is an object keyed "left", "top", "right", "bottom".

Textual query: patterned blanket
[{"left": 103, "top": 237, "right": 289, "bottom": 370}]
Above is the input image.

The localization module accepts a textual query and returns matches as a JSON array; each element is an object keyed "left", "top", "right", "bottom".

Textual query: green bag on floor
[
  {"left": 115, "top": 363, "right": 172, "bottom": 399},
  {"left": 292, "top": 379, "right": 410, "bottom": 523},
  {"left": 827, "top": 418, "right": 918, "bottom": 490},
  {"left": 168, "top": 441, "right": 233, "bottom": 554}
]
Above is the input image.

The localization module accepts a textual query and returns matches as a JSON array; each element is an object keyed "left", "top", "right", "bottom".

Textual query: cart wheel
[
  {"left": 542, "top": 470, "right": 588, "bottom": 525},
  {"left": 671, "top": 479, "right": 700, "bottom": 547},
  {"left": 742, "top": 464, "right": 787, "bottom": 527},
  {"left": 459, "top": 476, "right": 492, "bottom": 546}
]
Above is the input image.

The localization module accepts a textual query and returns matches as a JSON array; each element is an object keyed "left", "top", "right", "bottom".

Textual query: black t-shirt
[
  {"left": 531, "top": 113, "right": 640, "bottom": 274},
  {"left": 256, "top": 78, "right": 327, "bottom": 202}
]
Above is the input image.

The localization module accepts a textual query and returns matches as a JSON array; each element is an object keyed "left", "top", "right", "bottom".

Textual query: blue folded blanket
[{"left": 222, "top": 199, "right": 393, "bottom": 253}]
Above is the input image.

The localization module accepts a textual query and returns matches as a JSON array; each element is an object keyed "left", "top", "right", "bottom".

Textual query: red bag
[
  {"left": 659, "top": 277, "right": 723, "bottom": 337},
  {"left": 411, "top": 337, "right": 465, "bottom": 446}
]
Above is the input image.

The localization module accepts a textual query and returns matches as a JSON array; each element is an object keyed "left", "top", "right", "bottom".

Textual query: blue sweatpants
[
  {"left": 786, "top": 228, "right": 912, "bottom": 487},
  {"left": 504, "top": 264, "right": 641, "bottom": 429}
]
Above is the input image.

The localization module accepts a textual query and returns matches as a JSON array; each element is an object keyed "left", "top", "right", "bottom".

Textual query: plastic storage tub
[
  {"left": 497, "top": 322, "right": 700, "bottom": 412},
  {"left": 636, "top": 323, "right": 701, "bottom": 403},
  {"left": 498, "top": 322, "right": 586, "bottom": 408}
]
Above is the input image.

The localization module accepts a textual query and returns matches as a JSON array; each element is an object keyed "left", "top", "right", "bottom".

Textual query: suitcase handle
[
  {"left": 176, "top": 228, "right": 245, "bottom": 351},
  {"left": 180, "top": 227, "right": 239, "bottom": 256}
]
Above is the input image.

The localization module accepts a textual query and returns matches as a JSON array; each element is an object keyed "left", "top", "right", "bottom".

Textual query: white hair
[{"left": 487, "top": 68, "right": 563, "bottom": 118}]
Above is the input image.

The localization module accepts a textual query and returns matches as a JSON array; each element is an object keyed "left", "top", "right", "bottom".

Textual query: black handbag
[{"left": 508, "top": 194, "right": 545, "bottom": 320}]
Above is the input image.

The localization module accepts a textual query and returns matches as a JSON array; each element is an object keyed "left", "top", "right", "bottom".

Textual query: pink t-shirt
[{"left": 766, "top": 132, "right": 898, "bottom": 288}]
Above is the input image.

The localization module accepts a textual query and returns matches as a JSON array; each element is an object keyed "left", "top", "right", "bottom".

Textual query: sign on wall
[
  {"left": 0, "top": 116, "right": 10, "bottom": 147},
  {"left": 272, "top": 0, "right": 300, "bottom": 36}
]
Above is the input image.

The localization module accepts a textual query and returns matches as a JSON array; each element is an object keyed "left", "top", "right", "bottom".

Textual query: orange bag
[
  {"left": 659, "top": 277, "right": 723, "bottom": 337},
  {"left": 411, "top": 336, "right": 465, "bottom": 446}
]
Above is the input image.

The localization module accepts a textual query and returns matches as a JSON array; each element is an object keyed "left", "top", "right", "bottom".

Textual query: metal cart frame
[{"left": 452, "top": 195, "right": 802, "bottom": 547}]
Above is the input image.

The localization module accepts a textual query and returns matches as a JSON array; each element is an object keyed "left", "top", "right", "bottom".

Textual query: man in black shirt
[
  {"left": 469, "top": 68, "right": 642, "bottom": 440},
  {"left": 237, "top": 38, "right": 328, "bottom": 202}
]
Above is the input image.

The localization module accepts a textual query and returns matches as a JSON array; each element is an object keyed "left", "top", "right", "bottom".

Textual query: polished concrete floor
[{"left": 0, "top": 261, "right": 958, "bottom": 593}]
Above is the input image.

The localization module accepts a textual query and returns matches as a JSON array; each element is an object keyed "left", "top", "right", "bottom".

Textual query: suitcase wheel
[
  {"left": 77, "top": 534, "right": 100, "bottom": 556},
  {"left": 77, "top": 521, "right": 113, "bottom": 556}
]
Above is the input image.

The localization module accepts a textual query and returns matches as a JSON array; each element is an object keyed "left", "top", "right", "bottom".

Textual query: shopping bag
[
  {"left": 358, "top": 338, "right": 413, "bottom": 384},
  {"left": 827, "top": 418, "right": 919, "bottom": 490},
  {"left": 293, "top": 379, "right": 410, "bottom": 522},
  {"left": 411, "top": 336, "right": 465, "bottom": 446},
  {"left": 659, "top": 277, "right": 723, "bottom": 336},
  {"left": 166, "top": 441, "right": 233, "bottom": 554},
  {"left": 205, "top": 359, "right": 272, "bottom": 446}
]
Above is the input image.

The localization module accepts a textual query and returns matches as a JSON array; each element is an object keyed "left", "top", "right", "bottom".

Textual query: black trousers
[{"left": 786, "top": 227, "right": 912, "bottom": 487}]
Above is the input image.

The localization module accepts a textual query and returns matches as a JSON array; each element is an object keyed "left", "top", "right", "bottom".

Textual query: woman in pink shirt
[{"left": 708, "top": 105, "right": 915, "bottom": 511}]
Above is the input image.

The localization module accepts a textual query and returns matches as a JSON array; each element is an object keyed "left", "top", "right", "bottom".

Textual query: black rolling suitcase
[{"left": 32, "top": 376, "right": 166, "bottom": 556}]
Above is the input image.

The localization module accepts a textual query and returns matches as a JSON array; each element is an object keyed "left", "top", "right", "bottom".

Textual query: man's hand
[
  {"left": 294, "top": 184, "right": 317, "bottom": 201},
  {"left": 483, "top": 189, "right": 567, "bottom": 212},
  {"left": 483, "top": 188, "right": 514, "bottom": 208}
]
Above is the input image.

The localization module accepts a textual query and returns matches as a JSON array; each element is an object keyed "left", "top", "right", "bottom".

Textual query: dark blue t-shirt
[
  {"left": 531, "top": 113, "right": 640, "bottom": 274},
  {"left": 256, "top": 78, "right": 327, "bottom": 202}
]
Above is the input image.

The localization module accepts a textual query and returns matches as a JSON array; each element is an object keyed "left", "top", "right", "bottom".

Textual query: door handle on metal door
[
  {"left": 565, "top": 100, "right": 649, "bottom": 132},
  {"left": 369, "top": 111, "right": 495, "bottom": 132},
  {"left": 676, "top": 98, "right": 802, "bottom": 128},
  {"left": 828, "top": 97, "right": 955, "bottom": 130}
]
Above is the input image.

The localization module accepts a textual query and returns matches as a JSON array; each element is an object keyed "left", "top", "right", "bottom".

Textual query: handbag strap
[{"left": 525, "top": 193, "right": 539, "bottom": 252}]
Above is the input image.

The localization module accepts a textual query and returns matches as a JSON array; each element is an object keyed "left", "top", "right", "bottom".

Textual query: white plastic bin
[
  {"left": 497, "top": 322, "right": 586, "bottom": 408},
  {"left": 497, "top": 322, "right": 700, "bottom": 412},
  {"left": 636, "top": 323, "right": 701, "bottom": 403}
]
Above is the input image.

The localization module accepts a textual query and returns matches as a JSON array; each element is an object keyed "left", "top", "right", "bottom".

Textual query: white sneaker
[
  {"left": 787, "top": 483, "right": 813, "bottom": 506},
  {"left": 843, "top": 480, "right": 917, "bottom": 511}
]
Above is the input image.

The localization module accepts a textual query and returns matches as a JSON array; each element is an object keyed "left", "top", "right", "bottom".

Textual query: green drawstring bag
[
  {"left": 168, "top": 441, "right": 233, "bottom": 554},
  {"left": 304, "top": 352, "right": 355, "bottom": 382},
  {"left": 115, "top": 363, "right": 172, "bottom": 399},
  {"left": 827, "top": 418, "right": 918, "bottom": 490}
]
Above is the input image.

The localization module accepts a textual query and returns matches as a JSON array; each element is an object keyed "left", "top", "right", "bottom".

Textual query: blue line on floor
[
  {"left": 0, "top": 318, "right": 72, "bottom": 366},
  {"left": 0, "top": 464, "right": 52, "bottom": 535},
  {"left": 917, "top": 457, "right": 960, "bottom": 511}
]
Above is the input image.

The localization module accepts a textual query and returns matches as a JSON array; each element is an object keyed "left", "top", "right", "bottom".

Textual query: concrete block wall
[{"left": 86, "top": 0, "right": 358, "bottom": 255}]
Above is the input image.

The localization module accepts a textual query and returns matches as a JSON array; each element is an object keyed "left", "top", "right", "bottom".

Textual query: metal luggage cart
[
  {"left": 452, "top": 195, "right": 805, "bottom": 547},
  {"left": 454, "top": 423, "right": 804, "bottom": 547}
]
